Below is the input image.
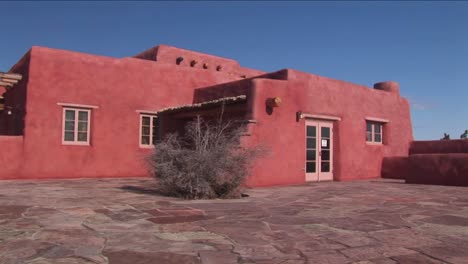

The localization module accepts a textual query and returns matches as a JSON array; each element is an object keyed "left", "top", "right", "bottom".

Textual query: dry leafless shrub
[{"left": 148, "top": 113, "right": 265, "bottom": 199}]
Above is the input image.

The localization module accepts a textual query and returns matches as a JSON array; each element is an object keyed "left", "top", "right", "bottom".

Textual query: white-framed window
[
  {"left": 140, "top": 114, "right": 160, "bottom": 147},
  {"left": 366, "top": 121, "right": 383, "bottom": 144},
  {"left": 62, "top": 108, "right": 91, "bottom": 145}
]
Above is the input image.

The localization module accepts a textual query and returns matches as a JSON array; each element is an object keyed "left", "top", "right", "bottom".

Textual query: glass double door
[{"left": 305, "top": 120, "right": 333, "bottom": 182}]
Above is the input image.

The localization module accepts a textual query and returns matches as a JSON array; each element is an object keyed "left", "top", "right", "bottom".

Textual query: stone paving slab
[{"left": 0, "top": 178, "right": 468, "bottom": 263}]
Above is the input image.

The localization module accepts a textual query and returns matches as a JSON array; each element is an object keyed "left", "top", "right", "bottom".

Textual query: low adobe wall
[
  {"left": 0, "top": 136, "right": 24, "bottom": 179},
  {"left": 410, "top": 139, "right": 468, "bottom": 154},
  {"left": 406, "top": 153, "right": 468, "bottom": 186},
  {"left": 381, "top": 157, "right": 410, "bottom": 180},
  {"left": 382, "top": 139, "right": 468, "bottom": 186}
]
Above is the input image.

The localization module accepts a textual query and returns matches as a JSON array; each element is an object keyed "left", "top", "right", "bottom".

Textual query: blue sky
[{"left": 0, "top": 1, "right": 466, "bottom": 140}]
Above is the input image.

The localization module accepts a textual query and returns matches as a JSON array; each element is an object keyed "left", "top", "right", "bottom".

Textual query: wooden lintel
[{"left": 0, "top": 73, "right": 22, "bottom": 81}]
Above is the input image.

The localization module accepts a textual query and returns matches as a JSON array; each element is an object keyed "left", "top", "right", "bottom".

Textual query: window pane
[
  {"left": 375, "top": 133, "right": 382, "bottom": 143},
  {"left": 366, "top": 132, "right": 372, "bottom": 142},
  {"left": 306, "top": 162, "right": 316, "bottom": 173},
  {"left": 77, "top": 132, "right": 88, "bottom": 142},
  {"left": 322, "top": 150, "right": 330, "bottom": 161},
  {"left": 142, "top": 116, "right": 150, "bottom": 126},
  {"left": 306, "top": 150, "right": 316, "bottom": 161},
  {"left": 142, "top": 126, "right": 150, "bottom": 135},
  {"left": 306, "top": 126, "right": 316, "bottom": 137},
  {"left": 78, "top": 121, "right": 88, "bottom": 132},
  {"left": 64, "top": 131, "right": 74, "bottom": 141},
  {"left": 65, "top": 121, "right": 75, "bottom": 131},
  {"left": 321, "top": 127, "right": 330, "bottom": 138},
  {"left": 366, "top": 122, "right": 372, "bottom": 132},
  {"left": 78, "top": 111, "right": 88, "bottom": 121},
  {"left": 321, "top": 162, "right": 330, "bottom": 172},
  {"left": 375, "top": 124, "right": 381, "bottom": 133},
  {"left": 307, "top": 138, "right": 316, "bottom": 148},
  {"left": 141, "top": 136, "right": 150, "bottom": 145},
  {"left": 65, "top": 110, "right": 75, "bottom": 121}
]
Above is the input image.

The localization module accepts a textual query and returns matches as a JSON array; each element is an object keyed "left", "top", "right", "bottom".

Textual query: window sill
[
  {"left": 366, "top": 142, "right": 383, "bottom": 146},
  {"left": 139, "top": 145, "right": 155, "bottom": 149},
  {"left": 62, "top": 142, "right": 90, "bottom": 146}
]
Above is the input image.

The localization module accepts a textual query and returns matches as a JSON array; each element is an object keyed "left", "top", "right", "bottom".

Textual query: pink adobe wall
[
  {"left": 383, "top": 140, "right": 468, "bottom": 186},
  {"left": 242, "top": 70, "right": 413, "bottom": 187},
  {"left": 0, "top": 136, "right": 24, "bottom": 178},
  {"left": 0, "top": 46, "right": 257, "bottom": 180},
  {"left": 381, "top": 157, "right": 410, "bottom": 180}
]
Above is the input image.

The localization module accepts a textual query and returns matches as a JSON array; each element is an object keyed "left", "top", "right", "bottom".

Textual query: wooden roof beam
[
  {"left": 0, "top": 81, "right": 13, "bottom": 87},
  {"left": 0, "top": 72, "right": 22, "bottom": 81},
  {"left": 0, "top": 78, "right": 19, "bottom": 84}
]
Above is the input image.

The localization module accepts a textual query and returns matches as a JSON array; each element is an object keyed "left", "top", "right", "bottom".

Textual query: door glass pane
[
  {"left": 78, "top": 111, "right": 88, "bottom": 121},
  {"left": 77, "top": 132, "right": 88, "bottom": 142},
  {"left": 306, "top": 126, "right": 316, "bottom": 137},
  {"left": 306, "top": 150, "right": 316, "bottom": 161},
  {"left": 64, "top": 131, "right": 74, "bottom": 141},
  {"left": 321, "top": 162, "right": 330, "bottom": 172},
  {"left": 65, "top": 110, "right": 75, "bottom": 121},
  {"left": 322, "top": 150, "right": 330, "bottom": 161},
  {"left": 306, "top": 162, "right": 316, "bottom": 173},
  {"left": 307, "top": 138, "right": 316, "bottom": 148},
  {"left": 321, "top": 127, "right": 330, "bottom": 138}
]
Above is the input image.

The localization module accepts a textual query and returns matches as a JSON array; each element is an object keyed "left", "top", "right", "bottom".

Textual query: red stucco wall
[
  {"left": 0, "top": 46, "right": 259, "bottom": 179},
  {"left": 406, "top": 153, "right": 468, "bottom": 186},
  {"left": 0, "top": 136, "right": 24, "bottom": 178},
  {"left": 381, "top": 157, "right": 410, "bottom": 180},
  {"left": 410, "top": 139, "right": 468, "bottom": 154},
  {"left": 243, "top": 70, "right": 413, "bottom": 186},
  {"left": 1, "top": 45, "right": 414, "bottom": 186}
]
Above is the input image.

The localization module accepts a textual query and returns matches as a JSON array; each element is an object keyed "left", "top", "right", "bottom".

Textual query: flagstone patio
[{"left": 0, "top": 178, "right": 467, "bottom": 264}]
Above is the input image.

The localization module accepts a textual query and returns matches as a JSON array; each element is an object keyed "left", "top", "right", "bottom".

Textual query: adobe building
[{"left": 0, "top": 44, "right": 414, "bottom": 187}]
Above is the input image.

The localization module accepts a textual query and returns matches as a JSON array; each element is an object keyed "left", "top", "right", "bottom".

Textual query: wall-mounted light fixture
[
  {"left": 190, "top": 60, "right": 198, "bottom": 67},
  {"left": 216, "top": 65, "right": 222, "bottom": 71},
  {"left": 296, "top": 111, "right": 303, "bottom": 122},
  {"left": 266, "top": 97, "right": 282, "bottom": 108},
  {"left": 266, "top": 97, "right": 282, "bottom": 116},
  {"left": 203, "top": 63, "right": 209, "bottom": 69}
]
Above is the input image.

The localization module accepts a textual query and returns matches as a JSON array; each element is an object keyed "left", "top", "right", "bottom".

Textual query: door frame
[{"left": 304, "top": 117, "right": 338, "bottom": 182}]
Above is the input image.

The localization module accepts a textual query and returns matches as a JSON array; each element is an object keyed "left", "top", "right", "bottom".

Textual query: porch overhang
[
  {"left": 155, "top": 95, "right": 247, "bottom": 117},
  {"left": 0, "top": 72, "right": 23, "bottom": 111}
]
